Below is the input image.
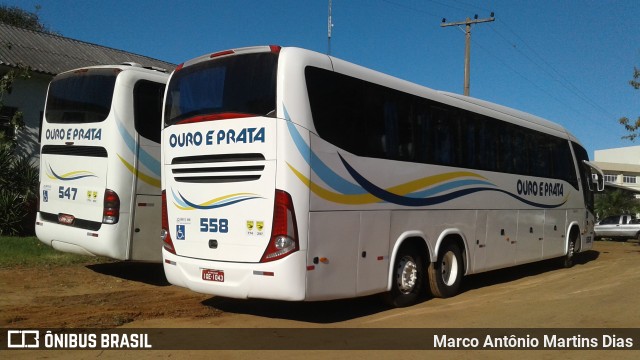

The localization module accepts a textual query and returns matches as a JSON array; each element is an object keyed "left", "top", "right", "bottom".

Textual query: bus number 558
[{"left": 200, "top": 218, "right": 229, "bottom": 233}]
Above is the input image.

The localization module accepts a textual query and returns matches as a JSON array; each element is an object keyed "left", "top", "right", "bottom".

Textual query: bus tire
[
  {"left": 428, "top": 242, "right": 463, "bottom": 298},
  {"left": 383, "top": 246, "right": 425, "bottom": 307},
  {"left": 562, "top": 235, "right": 577, "bottom": 268}
]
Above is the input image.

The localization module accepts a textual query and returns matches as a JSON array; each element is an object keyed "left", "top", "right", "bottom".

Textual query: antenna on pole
[{"left": 328, "top": 0, "right": 333, "bottom": 55}]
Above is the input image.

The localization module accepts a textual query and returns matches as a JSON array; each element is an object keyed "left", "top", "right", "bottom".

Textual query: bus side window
[
  {"left": 134, "top": 80, "right": 165, "bottom": 143},
  {"left": 383, "top": 101, "right": 399, "bottom": 159},
  {"left": 431, "top": 106, "right": 451, "bottom": 166}
]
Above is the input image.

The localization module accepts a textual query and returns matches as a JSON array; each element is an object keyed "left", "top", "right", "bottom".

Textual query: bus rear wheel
[
  {"left": 383, "top": 246, "right": 425, "bottom": 307},
  {"left": 428, "top": 242, "right": 463, "bottom": 298}
]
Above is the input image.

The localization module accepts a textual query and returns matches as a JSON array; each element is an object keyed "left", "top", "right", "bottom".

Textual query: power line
[
  {"left": 490, "top": 19, "right": 615, "bottom": 119},
  {"left": 381, "top": 0, "right": 440, "bottom": 20},
  {"left": 380, "top": 1, "right": 613, "bottom": 120},
  {"left": 425, "top": 0, "right": 475, "bottom": 14},
  {"left": 471, "top": 37, "right": 597, "bottom": 122},
  {"left": 450, "top": 0, "right": 491, "bottom": 13}
]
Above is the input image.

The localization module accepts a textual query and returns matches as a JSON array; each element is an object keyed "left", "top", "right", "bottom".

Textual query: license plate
[
  {"left": 202, "top": 269, "right": 224, "bottom": 282},
  {"left": 58, "top": 213, "right": 75, "bottom": 225}
]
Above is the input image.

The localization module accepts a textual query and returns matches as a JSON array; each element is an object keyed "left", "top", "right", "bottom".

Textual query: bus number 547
[{"left": 58, "top": 186, "right": 77, "bottom": 200}]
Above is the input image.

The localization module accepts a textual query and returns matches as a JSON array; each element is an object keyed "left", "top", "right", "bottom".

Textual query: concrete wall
[{"left": 595, "top": 146, "right": 640, "bottom": 165}]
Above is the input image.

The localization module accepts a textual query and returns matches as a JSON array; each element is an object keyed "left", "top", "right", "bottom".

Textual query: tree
[
  {"left": 0, "top": 4, "right": 51, "bottom": 33},
  {"left": 1, "top": 3, "right": 45, "bottom": 144},
  {"left": 595, "top": 188, "right": 640, "bottom": 219},
  {"left": 619, "top": 67, "right": 640, "bottom": 141},
  {"left": 0, "top": 63, "right": 30, "bottom": 146},
  {"left": 0, "top": 4, "right": 45, "bottom": 235},
  {"left": 0, "top": 144, "right": 38, "bottom": 236},
  {"left": 0, "top": 61, "right": 36, "bottom": 235}
]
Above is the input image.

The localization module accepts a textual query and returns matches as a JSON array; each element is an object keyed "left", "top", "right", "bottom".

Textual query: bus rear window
[
  {"left": 164, "top": 52, "right": 278, "bottom": 126},
  {"left": 45, "top": 69, "right": 119, "bottom": 123}
]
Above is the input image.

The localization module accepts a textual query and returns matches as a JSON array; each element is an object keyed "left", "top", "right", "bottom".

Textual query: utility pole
[{"left": 441, "top": 13, "right": 494, "bottom": 96}]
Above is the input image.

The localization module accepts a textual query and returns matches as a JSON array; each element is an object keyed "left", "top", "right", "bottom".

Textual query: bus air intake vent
[
  {"left": 171, "top": 153, "right": 264, "bottom": 164},
  {"left": 171, "top": 153, "right": 265, "bottom": 183},
  {"left": 41, "top": 145, "right": 107, "bottom": 157}
]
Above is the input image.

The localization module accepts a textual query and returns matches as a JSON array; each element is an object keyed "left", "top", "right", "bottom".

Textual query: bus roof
[{"left": 55, "top": 63, "right": 169, "bottom": 77}]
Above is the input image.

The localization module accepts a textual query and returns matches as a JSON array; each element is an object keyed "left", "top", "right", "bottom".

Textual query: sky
[{"left": 4, "top": 0, "right": 639, "bottom": 158}]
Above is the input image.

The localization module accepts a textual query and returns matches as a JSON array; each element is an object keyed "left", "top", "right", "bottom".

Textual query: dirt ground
[{"left": 1, "top": 240, "right": 639, "bottom": 359}]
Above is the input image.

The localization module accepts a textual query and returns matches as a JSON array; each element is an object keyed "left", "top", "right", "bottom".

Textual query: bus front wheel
[
  {"left": 428, "top": 242, "right": 463, "bottom": 298},
  {"left": 383, "top": 246, "right": 425, "bottom": 307},
  {"left": 562, "top": 235, "right": 577, "bottom": 268}
]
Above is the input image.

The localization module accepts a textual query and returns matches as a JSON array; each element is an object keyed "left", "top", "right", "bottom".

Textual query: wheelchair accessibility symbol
[{"left": 176, "top": 225, "right": 185, "bottom": 240}]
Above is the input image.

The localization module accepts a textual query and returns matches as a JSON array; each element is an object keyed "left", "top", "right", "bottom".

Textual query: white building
[{"left": 594, "top": 145, "right": 640, "bottom": 197}]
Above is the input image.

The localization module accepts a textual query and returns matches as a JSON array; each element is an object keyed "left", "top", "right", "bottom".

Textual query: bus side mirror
[
  {"left": 583, "top": 160, "right": 605, "bottom": 192},
  {"left": 592, "top": 172, "right": 605, "bottom": 192}
]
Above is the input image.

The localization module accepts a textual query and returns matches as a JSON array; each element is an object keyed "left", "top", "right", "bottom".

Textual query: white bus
[
  {"left": 161, "top": 46, "right": 603, "bottom": 306},
  {"left": 36, "top": 64, "right": 168, "bottom": 261}
]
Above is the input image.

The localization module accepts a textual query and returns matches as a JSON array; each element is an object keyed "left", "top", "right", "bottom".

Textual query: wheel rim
[
  {"left": 567, "top": 240, "right": 575, "bottom": 263},
  {"left": 568, "top": 240, "right": 575, "bottom": 259},
  {"left": 397, "top": 256, "right": 417, "bottom": 294},
  {"left": 441, "top": 251, "right": 459, "bottom": 286}
]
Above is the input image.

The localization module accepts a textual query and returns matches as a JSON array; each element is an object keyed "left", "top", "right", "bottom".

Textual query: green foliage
[
  {"left": 630, "top": 67, "right": 640, "bottom": 90},
  {"left": 0, "top": 144, "right": 38, "bottom": 236},
  {"left": 1, "top": 3, "right": 35, "bottom": 145},
  {"left": 0, "top": 29, "right": 36, "bottom": 236},
  {"left": 1, "top": 64, "right": 30, "bottom": 146},
  {"left": 0, "top": 142, "right": 11, "bottom": 174},
  {"left": 595, "top": 189, "right": 640, "bottom": 219},
  {"left": 619, "top": 67, "right": 640, "bottom": 141},
  {"left": 0, "top": 190, "right": 24, "bottom": 235},
  {"left": 0, "top": 236, "right": 112, "bottom": 268},
  {"left": 0, "top": 4, "right": 51, "bottom": 33},
  {"left": 8, "top": 152, "right": 39, "bottom": 198}
]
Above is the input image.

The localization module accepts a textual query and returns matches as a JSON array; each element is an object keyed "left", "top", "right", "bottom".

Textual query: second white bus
[
  {"left": 37, "top": 64, "right": 168, "bottom": 261},
  {"left": 161, "top": 46, "right": 603, "bottom": 306}
]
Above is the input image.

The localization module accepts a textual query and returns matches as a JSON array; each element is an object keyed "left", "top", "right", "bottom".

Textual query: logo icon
[
  {"left": 246, "top": 221, "right": 254, "bottom": 231},
  {"left": 176, "top": 225, "right": 185, "bottom": 240},
  {"left": 7, "top": 330, "right": 40, "bottom": 348},
  {"left": 42, "top": 190, "right": 48, "bottom": 203}
]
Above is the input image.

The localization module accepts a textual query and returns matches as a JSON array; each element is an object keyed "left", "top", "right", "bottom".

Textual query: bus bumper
[
  {"left": 162, "top": 248, "right": 307, "bottom": 301},
  {"left": 35, "top": 212, "right": 131, "bottom": 260}
]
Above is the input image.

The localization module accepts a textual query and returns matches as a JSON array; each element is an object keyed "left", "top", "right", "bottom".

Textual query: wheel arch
[
  {"left": 386, "top": 231, "right": 431, "bottom": 292},
  {"left": 434, "top": 229, "right": 469, "bottom": 276},
  {"left": 566, "top": 221, "right": 581, "bottom": 253}
]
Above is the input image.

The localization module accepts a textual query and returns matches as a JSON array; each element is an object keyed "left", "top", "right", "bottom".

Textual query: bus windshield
[
  {"left": 45, "top": 69, "right": 119, "bottom": 123},
  {"left": 164, "top": 52, "right": 278, "bottom": 126}
]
